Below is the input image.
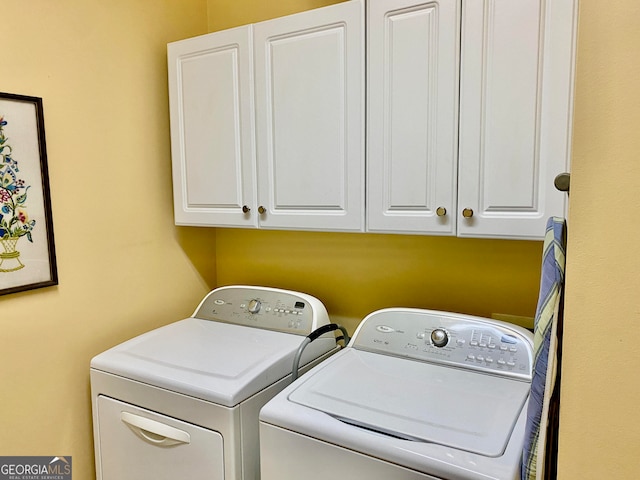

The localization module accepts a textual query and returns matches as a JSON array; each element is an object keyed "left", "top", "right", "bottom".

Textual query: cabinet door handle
[
  {"left": 242, "top": 205, "right": 251, "bottom": 214},
  {"left": 462, "top": 208, "right": 474, "bottom": 218},
  {"left": 436, "top": 207, "right": 447, "bottom": 217},
  {"left": 121, "top": 411, "right": 190, "bottom": 447},
  {"left": 258, "top": 206, "right": 266, "bottom": 215}
]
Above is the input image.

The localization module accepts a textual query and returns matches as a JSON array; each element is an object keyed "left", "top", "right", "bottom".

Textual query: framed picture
[{"left": 0, "top": 92, "right": 57, "bottom": 296}]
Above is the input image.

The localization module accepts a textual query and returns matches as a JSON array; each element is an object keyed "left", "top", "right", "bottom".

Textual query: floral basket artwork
[
  {"left": 0, "top": 116, "right": 36, "bottom": 272},
  {"left": 0, "top": 92, "right": 57, "bottom": 296}
]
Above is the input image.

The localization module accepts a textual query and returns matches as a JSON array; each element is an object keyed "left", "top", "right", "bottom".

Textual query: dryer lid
[
  {"left": 288, "top": 349, "right": 530, "bottom": 457},
  {"left": 91, "top": 318, "right": 309, "bottom": 407}
]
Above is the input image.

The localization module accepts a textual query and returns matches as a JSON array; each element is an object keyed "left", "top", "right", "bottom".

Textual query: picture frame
[{"left": 0, "top": 92, "right": 57, "bottom": 296}]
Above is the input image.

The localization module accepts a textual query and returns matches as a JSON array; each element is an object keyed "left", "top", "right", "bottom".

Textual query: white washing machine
[
  {"left": 90, "top": 285, "right": 340, "bottom": 480},
  {"left": 260, "top": 308, "right": 534, "bottom": 480}
]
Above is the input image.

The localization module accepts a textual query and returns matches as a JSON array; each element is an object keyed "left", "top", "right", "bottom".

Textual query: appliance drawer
[{"left": 96, "top": 395, "right": 224, "bottom": 480}]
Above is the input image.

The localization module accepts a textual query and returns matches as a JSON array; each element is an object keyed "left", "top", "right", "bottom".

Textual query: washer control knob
[
  {"left": 248, "top": 299, "right": 261, "bottom": 314},
  {"left": 430, "top": 328, "right": 449, "bottom": 348}
]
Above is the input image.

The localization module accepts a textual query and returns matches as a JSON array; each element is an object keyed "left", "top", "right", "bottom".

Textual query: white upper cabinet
[
  {"left": 253, "top": 1, "right": 365, "bottom": 231},
  {"left": 168, "top": 26, "right": 257, "bottom": 227},
  {"left": 168, "top": 0, "right": 576, "bottom": 239},
  {"left": 367, "top": 0, "right": 576, "bottom": 239},
  {"left": 457, "top": 0, "right": 576, "bottom": 239},
  {"left": 168, "top": 0, "right": 364, "bottom": 231},
  {"left": 367, "top": 0, "right": 460, "bottom": 235}
]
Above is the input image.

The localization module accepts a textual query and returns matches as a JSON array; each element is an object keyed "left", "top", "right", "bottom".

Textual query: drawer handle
[
  {"left": 436, "top": 206, "right": 447, "bottom": 217},
  {"left": 242, "top": 205, "right": 251, "bottom": 214},
  {"left": 258, "top": 206, "right": 266, "bottom": 215},
  {"left": 121, "top": 411, "right": 190, "bottom": 447},
  {"left": 462, "top": 208, "right": 474, "bottom": 218}
]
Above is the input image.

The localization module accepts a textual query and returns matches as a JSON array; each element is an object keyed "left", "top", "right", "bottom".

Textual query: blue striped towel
[{"left": 521, "top": 217, "right": 567, "bottom": 480}]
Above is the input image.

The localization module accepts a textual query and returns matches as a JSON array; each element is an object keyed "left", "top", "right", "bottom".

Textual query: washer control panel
[
  {"left": 352, "top": 308, "right": 533, "bottom": 381},
  {"left": 193, "top": 286, "right": 330, "bottom": 335}
]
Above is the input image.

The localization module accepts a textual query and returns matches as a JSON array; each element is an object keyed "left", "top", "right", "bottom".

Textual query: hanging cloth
[{"left": 521, "top": 217, "right": 567, "bottom": 480}]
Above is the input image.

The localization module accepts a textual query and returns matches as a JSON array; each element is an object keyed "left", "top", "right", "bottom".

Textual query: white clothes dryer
[
  {"left": 90, "top": 285, "right": 340, "bottom": 480},
  {"left": 260, "top": 308, "right": 534, "bottom": 480}
]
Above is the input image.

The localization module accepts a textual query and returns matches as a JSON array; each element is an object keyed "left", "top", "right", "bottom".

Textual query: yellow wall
[
  {"left": 0, "top": 1, "right": 213, "bottom": 479},
  {"left": 207, "top": 0, "right": 345, "bottom": 30},
  {"left": 215, "top": 230, "right": 542, "bottom": 333},
  {"left": 558, "top": 1, "right": 640, "bottom": 477}
]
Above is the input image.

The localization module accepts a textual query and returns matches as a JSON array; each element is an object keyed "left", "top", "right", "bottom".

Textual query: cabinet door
[
  {"left": 168, "top": 26, "right": 257, "bottom": 227},
  {"left": 458, "top": 0, "right": 576, "bottom": 239},
  {"left": 367, "top": 0, "right": 460, "bottom": 235},
  {"left": 254, "top": 0, "right": 365, "bottom": 231}
]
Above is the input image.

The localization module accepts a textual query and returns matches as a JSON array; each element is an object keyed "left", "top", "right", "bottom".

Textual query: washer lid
[
  {"left": 288, "top": 349, "right": 530, "bottom": 457},
  {"left": 91, "top": 318, "right": 307, "bottom": 407}
]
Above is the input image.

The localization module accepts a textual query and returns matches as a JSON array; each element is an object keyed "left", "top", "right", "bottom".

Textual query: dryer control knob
[
  {"left": 430, "top": 328, "right": 449, "bottom": 348},
  {"left": 248, "top": 299, "right": 261, "bottom": 314}
]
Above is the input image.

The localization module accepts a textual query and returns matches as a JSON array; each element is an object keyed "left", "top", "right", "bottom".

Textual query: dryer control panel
[
  {"left": 192, "top": 286, "right": 331, "bottom": 336},
  {"left": 352, "top": 308, "right": 533, "bottom": 381}
]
